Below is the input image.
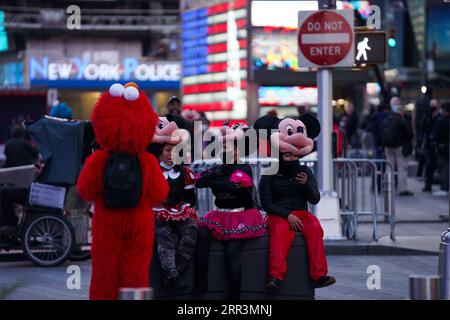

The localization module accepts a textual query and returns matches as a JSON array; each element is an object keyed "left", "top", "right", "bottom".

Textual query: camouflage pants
[{"left": 155, "top": 217, "right": 198, "bottom": 280}]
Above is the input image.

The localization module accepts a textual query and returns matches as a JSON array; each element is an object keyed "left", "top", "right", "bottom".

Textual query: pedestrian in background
[
  {"left": 341, "top": 102, "right": 359, "bottom": 150},
  {"left": 167, "top": 96, "right": 182, "bottom": 116},
  {"left": 414, "top": 87, "right": 433, "bottom": 176},
  {"left": 431, "top": 101, "right": 450, "bottom": 197},
  {"left": 367, "top": 103, "right": 388, "bottom": 159},
  {"left": 380, "top": 97, "right": 414, "bottom": 196},
  {"left": 421, "top": 99, "right": 440, "bottom": 192},
  {"left": 4, "top": 126, "right": 38, "bottom": 168},
  {"left": 297, "top": 104, "right": 315, "bottom": 118}
]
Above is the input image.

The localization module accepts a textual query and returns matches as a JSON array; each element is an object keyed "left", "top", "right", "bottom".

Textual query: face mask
[
  {"left": 160, "top": 161, "right": 175, "bottom": 170},
  {"left": 279, "top": 158, "right": 300, "bottom": 176},
  {"left": 391, "top": 104, "right": 400, "bottom": 112}
]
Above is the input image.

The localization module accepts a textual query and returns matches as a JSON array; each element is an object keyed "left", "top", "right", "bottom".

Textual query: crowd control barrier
[{"left": 190, "top": 157, "right": 396, "bottom": 241}]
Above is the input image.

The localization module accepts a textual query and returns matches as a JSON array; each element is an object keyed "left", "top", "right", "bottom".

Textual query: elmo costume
[{"left": 77, "top": 82, "right": 169, "bottom": 300}]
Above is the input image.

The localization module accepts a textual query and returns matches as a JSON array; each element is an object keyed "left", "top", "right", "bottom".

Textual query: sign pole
[
  {"left": 318, "top": 0, "right": 335, "bottom": 191},
  {"left": 315, "top": 0, "right": 343, "bottom": 239},
  {"left": 317, "top": 68, "right": 333, "bottom": 191}
]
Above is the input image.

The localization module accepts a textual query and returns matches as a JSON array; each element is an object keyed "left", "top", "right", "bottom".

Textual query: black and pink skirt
[{"left": 199, "top": 207, "right": 267, "bottom": 241}]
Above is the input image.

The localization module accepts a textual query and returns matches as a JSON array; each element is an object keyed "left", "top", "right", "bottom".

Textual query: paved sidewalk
[
  {"left": 0, "top": 255, "right": 439, "bottom": 300},
  {"left": 331, "top": 176, "right": 449, "bottom": 253}
]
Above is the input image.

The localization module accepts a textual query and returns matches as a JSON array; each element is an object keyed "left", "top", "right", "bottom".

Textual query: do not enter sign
[{"left": 298, "top": 10, "right": 354, "bottom": 68}]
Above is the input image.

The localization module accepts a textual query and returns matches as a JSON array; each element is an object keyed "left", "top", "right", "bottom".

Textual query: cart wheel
[{"left": 21, "top": 214, "right": 75, "bottom": 267}]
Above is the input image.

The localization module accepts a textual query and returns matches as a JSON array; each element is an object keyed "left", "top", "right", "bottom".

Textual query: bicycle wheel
[{"left": 21, "top": 214, "right": 75, "bottom": 267}]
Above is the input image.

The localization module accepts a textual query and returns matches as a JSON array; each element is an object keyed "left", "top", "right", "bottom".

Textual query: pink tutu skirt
[{"left": 199, "top": 208, "right": 267, "bottom": 240}]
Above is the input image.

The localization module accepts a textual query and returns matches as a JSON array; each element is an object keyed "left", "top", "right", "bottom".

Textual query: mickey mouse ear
[
  {"left": 299, "top": 114, "right": 321, "bottom": 139},
  {"left": 253, "top": 115, "right": 280, "bottom": 131}
]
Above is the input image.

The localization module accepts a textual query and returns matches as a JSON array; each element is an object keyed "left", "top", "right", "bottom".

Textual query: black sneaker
[
  {"left": 175, "top": 278, "right": 192, "bottom": 291},
  {"left": 398, "top": 190, "right": 414, "bottom": 196},
  {"left": 422, "top": 187, "right": 432, "bottom": 193},
  {"left": 266, "top": 277, "right": 283, "bottom": 290},
  {"left": 313, "top": 276, "right": 336, "bottom": 288},
  {"left": 163, "top": 276, "right": 179, "bottom": 289}
]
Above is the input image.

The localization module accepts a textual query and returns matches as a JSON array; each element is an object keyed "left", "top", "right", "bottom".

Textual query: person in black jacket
[
  {"left": 431, "top": 101, "right": 450, "bottom": 196},
  {"left": 421, "top": 100, "right": 440, "bottom": 192},
  {"left": 4, "top": 126, "right": 38, "bottom": 168},
  {"left": 380, "top": 97, "right": 414, "bottom": 196},
  {"left": 194, "top": 123, "right": 266, "bottom": 300},
  {"left": 255, "top": 114, "right": 335, "bottom": 290}
]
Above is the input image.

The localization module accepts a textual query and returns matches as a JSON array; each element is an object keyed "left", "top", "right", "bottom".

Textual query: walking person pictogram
[{"left": 356, "top": 37, "right": 371, "bottom": 61}]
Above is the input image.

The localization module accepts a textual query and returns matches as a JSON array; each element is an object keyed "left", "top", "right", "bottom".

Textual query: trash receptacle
[{"left": 438, "top": 228, "right": 450, "bottom": 300}]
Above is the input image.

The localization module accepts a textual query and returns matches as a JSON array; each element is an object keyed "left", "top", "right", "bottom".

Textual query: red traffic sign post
[
  {"left": 298, "top": 10, "right": 354, "bottom": 68},
  {"left": 297, "top": 10, "right": 355, "bottom": 240}
]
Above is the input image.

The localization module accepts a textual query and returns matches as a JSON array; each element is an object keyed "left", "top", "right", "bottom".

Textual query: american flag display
[{"left": 181, "top": 0, "right": 248, "bottom": 122}]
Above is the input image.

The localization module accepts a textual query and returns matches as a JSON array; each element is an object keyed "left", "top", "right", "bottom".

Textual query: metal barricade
[
  {"left": 332, "top": 160, "right": 358, "bottom": 239},
  {"left": 190, "top": 157, "right": 396, "bottom": 241},
  {"left": 331, "top": 159, "right": 396, "bottom": 241}
]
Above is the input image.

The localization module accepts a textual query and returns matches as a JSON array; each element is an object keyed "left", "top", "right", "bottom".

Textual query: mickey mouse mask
[{"left": 254, "top": 114, "right": 321, "bottom": 157}]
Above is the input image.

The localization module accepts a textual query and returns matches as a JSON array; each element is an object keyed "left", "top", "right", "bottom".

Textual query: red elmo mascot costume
[{"left": 77, "top": 82, "right": 169, "bottom": 300}]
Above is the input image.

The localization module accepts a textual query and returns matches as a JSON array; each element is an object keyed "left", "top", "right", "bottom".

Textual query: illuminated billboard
[
  {"left": 251, "top": 1, "right": 371, "bottom": 72},
  {"left": 28, "top": 56, "right": 180, "bottom": 89},
  {"left": 259, "top": 86, "right": 318, "bottom": 107},
  {"left": 181, "top": 0, "right": 248, "bottom": 120}
]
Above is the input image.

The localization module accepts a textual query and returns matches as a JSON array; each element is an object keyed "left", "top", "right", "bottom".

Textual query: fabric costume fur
[{"left": 77, "top": 83, "right": 169, "bottom": 300}]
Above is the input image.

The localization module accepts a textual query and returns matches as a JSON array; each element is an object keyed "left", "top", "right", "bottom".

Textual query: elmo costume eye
[
  {"left": 158, "top": 121, "right": 165, "bottom": 129},
  {"left": 109, "top": 83, "right": 125, "bottom": 97},
  {"left": 286, "top": 125, "right": 294, "bottom": 136},
  {"left": 123, "top": 86, "right": 139, "bottom": 101}
]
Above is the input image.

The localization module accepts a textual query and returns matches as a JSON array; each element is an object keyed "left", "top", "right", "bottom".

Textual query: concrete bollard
[
  {"left": 438, "top": 228, "right": 450, "bottom": 299},
  {"left": 409, "top": 275, "right": 442, "bottom": 300},
  {"left": 118, "top": 287, "right": 153, "bottom": 300}
]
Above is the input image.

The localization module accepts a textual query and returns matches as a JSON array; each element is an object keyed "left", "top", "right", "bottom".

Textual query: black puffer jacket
[{"left": 259, "top": 164, "right": 320, "bottom": 219}]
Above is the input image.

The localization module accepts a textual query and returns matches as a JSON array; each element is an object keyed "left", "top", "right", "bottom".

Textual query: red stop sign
[{"left": 298, "top": 11, "right": 353, "bottom": 66}]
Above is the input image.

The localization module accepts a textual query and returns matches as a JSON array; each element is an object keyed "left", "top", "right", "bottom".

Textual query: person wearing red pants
[
  {"left": 254, "top": 113, "right": 335, "bottom": 290},
  {"left": 259, "top": 152, "right": 336, "bottom": 289}
]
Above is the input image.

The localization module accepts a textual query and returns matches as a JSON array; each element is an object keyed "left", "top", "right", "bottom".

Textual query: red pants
[{"left": 268, "top": 210, "right": 328, "bottom": 282}]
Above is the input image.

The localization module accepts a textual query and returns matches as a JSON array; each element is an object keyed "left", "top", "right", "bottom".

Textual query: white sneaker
[{"left": 432, "top": 191, "right": 448, "bottom": 197}]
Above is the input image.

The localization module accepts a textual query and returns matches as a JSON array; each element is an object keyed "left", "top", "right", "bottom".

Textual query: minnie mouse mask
[{"left": 152, "top": 114, "right": 191, "bottom": 145}]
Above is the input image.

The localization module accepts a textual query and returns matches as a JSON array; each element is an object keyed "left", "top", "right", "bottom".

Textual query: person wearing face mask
[
  {"left": 431, "top": 101, "right": 450, "bottom": 196},
  {"left": 421, "top": 99, "right": 440, "bottom": 192},
  {"left": 380, "top": 97, "right": 414, "bottom": 196},
  {"left": 259, "top": 152, "right": 335, "bottom": 290},
  {"left": 254, "top": 114, "right": 335, "bottom": 291},
  {"left": 151, "top": 143, "right": 199, "bottom": 291}
]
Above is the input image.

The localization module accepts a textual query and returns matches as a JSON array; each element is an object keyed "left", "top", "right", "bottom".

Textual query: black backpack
[
  {"left": 103, "top": 152, "right": 143, "bottom": 208},
  {"left": 381, "top": 115, "right": 403, "bottom": 147}
]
